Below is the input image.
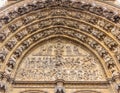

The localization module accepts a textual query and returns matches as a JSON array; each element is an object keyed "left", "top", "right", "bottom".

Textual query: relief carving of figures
[
  {"left": 0, "top": 33, "right": 6, "bottom": 42},
  {"left": 15, "top": 39, "right": 105, "bottom": 81},
  {"left": 116, "top": 83, "right": 120, "bottom": 93},
  {"left": 0, "top": 53, "right": 6, "bottom": 63}
]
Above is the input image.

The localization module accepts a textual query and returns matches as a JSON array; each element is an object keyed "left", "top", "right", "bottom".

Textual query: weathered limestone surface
[{"left": 0, "top": 0, "right": 120, "bottom": 93}]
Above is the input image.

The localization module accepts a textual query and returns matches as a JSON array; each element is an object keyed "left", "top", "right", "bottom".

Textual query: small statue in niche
[
  {"left": 2, "top": 15, "right": 11, "bottom": 24},
  {"left": 8, "top": 24, "right": 17, "bottom": 32},
  {"left": 8, "top": 11, "right": 18, "bottom": 19},
  {"left": 14, "top": 49, "right": 22, "bottom": 58},
  {"left": 116, "top": 83, "right": 120, "bottom": 93},
  {"left": 15, "top": 32, "right": 24, "bottom": 41},
  {"left": 113, "top": 15, "right": 120, "bottom": 23},
  {"left": 5, "top": 41, "right": 14, "bottom": 50},
  {"left": 81, "top": 3, "right": 92, "bottom": 11},
  {"left": 7, "top": 59, "right": 16, "bottom": 69},
  {"left": 22, "top": 41, "right": 30, "bottom": 49},
  {"left": 89, "top": 17, "right": 98, "bottom": 25},
  {"left": 0, "top": 82, "right": 6, "bottom": 92},
  {"left": 22, "top": 17, "right": 30, "bottom": 24},
  {"left": 0, "top": 33, "right": 6, "bottom": 42},
  {"left": 17, "top": 6, "right": 27, "bottom": 15},
  {"left": 0, "top": 53, "right": 6, "bottom": 63}
]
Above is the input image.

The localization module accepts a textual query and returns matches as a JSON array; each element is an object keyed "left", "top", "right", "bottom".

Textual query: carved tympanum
[{"left": 15, "top": 38, "right": 106, "bottom": 81}]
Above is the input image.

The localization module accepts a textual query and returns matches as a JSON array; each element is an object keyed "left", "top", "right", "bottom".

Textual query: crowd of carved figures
[
  {"left": 1, "top": 17, "right": 120, "bottom": 65},
  {"left": 0, "top": 0, "right": 120, "bottom": 92},
  {"left": 15, "top": 39, "right": 105, "bottom": 81},
  {"left": 1, "top": 8, "right": 120, "bottom": 64},
  {"left": 0, "top": 0, "right": 120, "bottom": 26},
  {"left": 0, "top": 23, "right": 120, "bottom": 91}
]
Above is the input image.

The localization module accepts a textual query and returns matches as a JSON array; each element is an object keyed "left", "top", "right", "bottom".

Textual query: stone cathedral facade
[{"left": 0, "top": 0, "right": 120, "bottom": 93}]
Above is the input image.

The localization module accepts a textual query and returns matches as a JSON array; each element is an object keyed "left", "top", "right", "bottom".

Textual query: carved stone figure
[
  {"left": 0, "top": 33, "right": 6, "bottom": 42},
  {"left": 5, "top": 41, "right": 14, "bottom": 50},
  {"left": 8, "top": 11, "right": 19, "bottom": 20},
  {"left": 1, "top": 16, "right": 11, "bottom": 24},
  {"left": 17, "top": 6, "right": 27, "bottom": 15},
  {"left": 8, "top": 24, "right": 17, "bottom": 32},
  {"left": 15, "top": 38, "right": 105, "bottom": 81},
  {"left": 113, "top": 15, "right": 120, "bottom": 23},
  {"left": 116, "top": 84, "right": 120, "bottom": 93},
  {"left": 22, "top": 41, "right": 29, "bottom": 49},
  {"left": 0, "top": 53, "right": 6, "bottom": 63},
  {"left": 7, "top": 59, "right": 16, "bottom": 69},
  {"left": 0, "top": 1, "right": 120, "bottom": 93},
  {"left": 14, "top": 49, "right": 22, "bottom": 58}
]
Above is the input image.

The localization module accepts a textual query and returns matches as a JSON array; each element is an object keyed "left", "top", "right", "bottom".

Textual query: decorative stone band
[
  {"left": 0, "top": 26, "right": 118, "bottom": 81},
  {"left": 0, "top": 0, "right": 119, "bottom": 92},
  {"left": 0, "top": 0, "right": 120, "bottom": 26},
  {"left": 0, "top": 6, "right": 120, "bottom": 71},
  {"left": 0, "top": 0, "right": 120, "bottom": 75}
]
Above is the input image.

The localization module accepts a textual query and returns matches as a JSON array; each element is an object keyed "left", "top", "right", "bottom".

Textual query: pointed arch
[{"left": 0, "top": 0, "right": 120, "bottom": 93}]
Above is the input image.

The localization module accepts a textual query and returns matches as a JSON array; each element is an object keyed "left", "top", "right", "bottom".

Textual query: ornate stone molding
[
  {"left": 0, "top": 0, "right": 120, "bottom": 92},
  {"left": 15, "top": 38, "right": 106, "bottom": 81}
]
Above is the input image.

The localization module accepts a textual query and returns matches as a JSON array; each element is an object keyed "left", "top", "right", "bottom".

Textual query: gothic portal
[{"left": 0, "top": 0, "right": 120, "bottom": 93}]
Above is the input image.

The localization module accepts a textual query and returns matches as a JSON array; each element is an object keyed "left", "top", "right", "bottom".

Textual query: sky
[{"left": 0, "top": 0, "right": 7, "bottom": 8}]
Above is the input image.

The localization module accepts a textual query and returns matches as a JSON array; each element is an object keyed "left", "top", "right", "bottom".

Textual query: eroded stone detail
[
  {"left": 1, "top": 17, "right": 118, "bottom": 64},
  {"left": 0, "top": 8, "right": 120, "bottom": 69},
  {"left": 0, "top": 0, "right": 119, "bottom": 28},
  {"left": 0, "top": 0, "right": 120, "bottom": 92},
  {"left": 15, "top": 38, "right": 106, "bottom": 81}
]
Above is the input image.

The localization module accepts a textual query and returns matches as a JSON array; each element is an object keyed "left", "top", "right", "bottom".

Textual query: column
[{"left": 55, "top": 81, "right": 65, "bottom": 93}]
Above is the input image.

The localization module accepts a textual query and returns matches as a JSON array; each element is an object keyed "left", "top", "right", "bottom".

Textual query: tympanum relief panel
[{"left": 15, "top": 38, "right": 106, "bottom": 81}]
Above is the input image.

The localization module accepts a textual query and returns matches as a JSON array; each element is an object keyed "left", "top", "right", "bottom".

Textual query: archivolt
[
  {"left": 0, "top": 26, "right": 117, "bottom": 80},
  {"left": 0, "top": 0, "right": 120, "bottom": 91},
  {"left": 13, "top": 33, "right": 108, "bottom": 79}
]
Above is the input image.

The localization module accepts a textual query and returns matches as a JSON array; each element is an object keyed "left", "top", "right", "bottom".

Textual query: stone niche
[{"left": 15, "top": 38, "right": 106, "bottom": 82}]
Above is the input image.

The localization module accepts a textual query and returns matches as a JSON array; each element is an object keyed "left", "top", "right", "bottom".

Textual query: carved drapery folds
[{"left": 0, "top": 0, "right": 120, "bottom": 92}]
